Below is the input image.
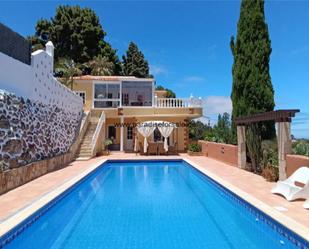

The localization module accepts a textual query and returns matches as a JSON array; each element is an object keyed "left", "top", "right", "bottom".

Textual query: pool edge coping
[
  {"left": 0, "top": 158, "right": 108, "bottom": 238},
  {"left": 183, "top": 158, "right": 309, "bottom": 242},
  {"left": 0, "top": 157, "right": 308, "bottom": 244}
]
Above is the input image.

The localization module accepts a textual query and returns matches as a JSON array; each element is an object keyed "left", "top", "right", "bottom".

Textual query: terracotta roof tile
[{"left": 72, "top": 75, "right": 153, "bottom": 82}]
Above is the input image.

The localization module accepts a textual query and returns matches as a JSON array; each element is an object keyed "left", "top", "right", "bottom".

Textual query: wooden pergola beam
[
  {"left": 234, "top": 109, "right": 300, "bottom": 125},
  {"left": 234, "top": 109, "right": 300, "bottom": 180}
]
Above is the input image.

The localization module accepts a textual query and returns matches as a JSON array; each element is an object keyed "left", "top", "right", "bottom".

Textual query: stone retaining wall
[
  {"left": 0, "top": 111, "right": 90, "bottom": 195},
  {"left": 0, "top": 146, "right": 75, "bottom": 195},
  {"left": 0, "top": 91, "right": 82, "bottom": 171}
]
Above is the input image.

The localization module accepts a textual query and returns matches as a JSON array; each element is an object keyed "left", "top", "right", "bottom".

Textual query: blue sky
[{"left": 0, "top": 0, "right": 308, "bottom": 138}]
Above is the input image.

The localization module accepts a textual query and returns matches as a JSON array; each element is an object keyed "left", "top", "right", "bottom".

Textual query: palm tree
[
  {"left": 87, "top": 54, "right": 114, "bottom": 76},
  {"left": 55, "top": 58, "right": 82, "bottom": 90}
]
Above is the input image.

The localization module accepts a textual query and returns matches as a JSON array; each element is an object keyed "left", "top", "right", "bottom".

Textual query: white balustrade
[{"left": 155, "top": 98, "right": 202, "bottom": 108}]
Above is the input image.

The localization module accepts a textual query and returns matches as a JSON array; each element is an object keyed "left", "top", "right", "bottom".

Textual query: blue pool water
[{"left": 1, "top": 160, "right": 308, "bottom": 249}]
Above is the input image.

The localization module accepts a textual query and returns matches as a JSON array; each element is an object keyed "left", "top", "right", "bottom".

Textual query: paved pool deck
[{"left": 0, "top": 153, "right": 308, "bottom": 240}]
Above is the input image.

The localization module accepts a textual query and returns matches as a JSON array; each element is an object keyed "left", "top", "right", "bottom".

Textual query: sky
[{"left": 0, "top": 0, "right": 308, "bottom": 138}]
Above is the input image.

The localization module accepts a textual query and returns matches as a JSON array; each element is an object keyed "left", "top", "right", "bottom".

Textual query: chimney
[{"left": 45, "top": 41, "right": 54, "bottom": 58}]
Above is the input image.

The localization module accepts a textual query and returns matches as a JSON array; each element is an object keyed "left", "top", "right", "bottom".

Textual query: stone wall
[
  {"left": 198, "top": 140, "right": 238, "bottom": 166},
  {"left": 0, "top": 150, "right": 76, "bottom": 195},
  {"left": 0, "top": 91, "right": 82, "bottom": 171}
]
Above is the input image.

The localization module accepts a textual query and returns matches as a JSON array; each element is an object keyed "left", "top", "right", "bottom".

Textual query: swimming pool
[{"left": 0, "top": 160, "right": 308, "bottom": 249}]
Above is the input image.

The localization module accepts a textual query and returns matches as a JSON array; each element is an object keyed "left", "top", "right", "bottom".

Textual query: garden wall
[
  {"left": 286, "top": 154, "right": 309, "bottom": 177},
  {"left": 0, "top": 45, "right": 82, "bottom": 113},
  {"left": 198, "top": 140, "right": 238, "bottom": 166},
  {"left": 0, "top": 33, "right": 83, "bottom": 171}
]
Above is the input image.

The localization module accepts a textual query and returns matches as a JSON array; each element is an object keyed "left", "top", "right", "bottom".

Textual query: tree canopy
[
  {"left": 230, "top": 0, "right": 275, "bottom": 135},
  {"left": 29, "top": 6, "right": 106, "bottom": 63},
  {"left": 86, "top": 54, "right": 115, "bottom": 76},
  {"left": 230, "top": 0, "right": 275, "bottom": 172},
  {"left": 155, "top": 85, "right": 176, "bottom": 98},
  {"left": 122, "top": 42, "right": 151, "bottom": 78}
]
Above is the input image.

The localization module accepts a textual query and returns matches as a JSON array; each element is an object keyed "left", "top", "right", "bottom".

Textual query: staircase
[{"left": 76, "top": 122, "right": 98, "bottom": 160}]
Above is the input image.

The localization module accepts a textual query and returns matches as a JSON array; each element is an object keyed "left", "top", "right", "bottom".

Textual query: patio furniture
[
  {"left": 168, "top": 142, "right": 178, "bottom": 155},
  {"left": 271, "top": 167, "right": 309, "bottom": 201},
  {"left": 158, "top": 142, "right": 166, "bottom": 155},
  {"left": 148, "top": 142, "right": 158, "bottom": 155}
]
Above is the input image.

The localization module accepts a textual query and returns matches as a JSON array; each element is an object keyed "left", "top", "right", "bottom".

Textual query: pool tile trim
[{"left": 182, "top": 159, "right": 309, "bottom": 249}]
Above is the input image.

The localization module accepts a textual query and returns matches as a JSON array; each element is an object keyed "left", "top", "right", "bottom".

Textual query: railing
[
  {"left": 91, "top": 111, "right": 106, "bottom": 156},
  {"left": 155, "top": 97, "right": 202, "bottom": 108}
]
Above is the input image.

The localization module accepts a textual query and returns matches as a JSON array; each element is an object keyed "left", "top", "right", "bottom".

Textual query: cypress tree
[
  {"left": 122, "top": 42, "right": 151, "bottom": 78},
  {"left": 231, "top": 0, "right": 275, "bottom": 133},
  {"left": 230, "top": 0, "right": 275, "bottom": 171}
]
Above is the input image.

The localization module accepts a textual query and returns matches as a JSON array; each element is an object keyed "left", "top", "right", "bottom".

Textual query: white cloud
[
  {"left": 203, "top": 96, "right": 232, "bottom": 115},
  {"left": 195, "top": 96, "right": 232, "bottom": 125},
  {"left": 183, "top": 76, "right": 205, "bottom": 83},
  {"left": 149, "top": 65, "right": 168, "bottom": 76}
]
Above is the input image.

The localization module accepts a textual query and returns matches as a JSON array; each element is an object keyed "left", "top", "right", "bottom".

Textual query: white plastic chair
[{"left": 271, "top": 167, "right": 309, "bottom": 201}]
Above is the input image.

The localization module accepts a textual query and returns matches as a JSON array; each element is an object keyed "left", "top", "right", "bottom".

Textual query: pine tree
[
  {"left": 230, "top": 0, "right": 275, "bottom": 172},
  {"left": 100, "top": 42, "right": 122, "bottom": 75},
  {"left": 29, "top": 5, "right": 122, "bottom": 75},
  {"left": 122, "top": 42, "right": 151, "bottom": 78},
  {"left": 29, "top": 6, "right": 100, "bottom": 63}
]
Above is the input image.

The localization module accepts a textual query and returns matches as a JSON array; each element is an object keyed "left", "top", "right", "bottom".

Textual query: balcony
[{"left": 155, "top": 97, "right": 202, "bottom": 108}]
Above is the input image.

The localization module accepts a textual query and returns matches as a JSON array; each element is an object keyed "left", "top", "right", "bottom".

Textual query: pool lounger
[{"left": 271, "top": 167, "right": 309, "bottom": 203}]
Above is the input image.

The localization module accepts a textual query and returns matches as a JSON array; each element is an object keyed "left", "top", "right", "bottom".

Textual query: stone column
[
  {"left": 277, "top": 122, "right": 292, "bottom": 180},
  {"left": 237, "top": 126, "right": 246, "bottom": 169}
]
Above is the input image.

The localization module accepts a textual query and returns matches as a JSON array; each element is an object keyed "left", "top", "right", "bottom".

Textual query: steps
[{"left": 75, "top": 123, "right": 98, "bottom": 160}]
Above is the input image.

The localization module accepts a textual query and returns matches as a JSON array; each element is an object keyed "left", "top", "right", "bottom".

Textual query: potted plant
[
  {"left": 187, "top": 143, "right": 203, "bottom": 156},
  {"left": 103, "top": 138, "right": 113, "bottom": 155}
]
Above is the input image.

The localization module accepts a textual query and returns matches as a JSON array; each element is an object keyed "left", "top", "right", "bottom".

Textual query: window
[
  {"left": 94, "top": 83, "right": 120, "bottom": 108},
  {"left": 127, "top": 127, "right": 133, "bottom": 140},
  {"left": 94, "top": 101, "right": 119, "bottom": 108},
  {"left": 122, "top": 81, "right": 152, "bottom": 106},
  {"left": 94, "top": 84, "right": 107, "bottom": 99},
  {"left": 108, "top": 126, "right": 116, "bottom": 140},
  {"left": 75, "top": 91, "right": 86, "bottom": 104}
]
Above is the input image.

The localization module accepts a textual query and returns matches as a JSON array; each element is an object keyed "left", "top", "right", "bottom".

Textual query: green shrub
[
  {"left": 188, "top": 143, "right": 201, "bottom": 152},
  {"left": 293, "top": 140, "right": 309, "bottom": 156},
  {"left": 104, "top": 138, "right": 113, "bottom": 148},
  {"left": 261, "top": 139, "right": 278, "bottom": 168},
  {"left": 260, "top": 139, "right": 279, "bottom": 181}
]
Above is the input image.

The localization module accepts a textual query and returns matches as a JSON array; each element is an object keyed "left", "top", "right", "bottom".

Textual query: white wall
[{"left": 0, "top": 45, "right": 83, "bottom": 114}]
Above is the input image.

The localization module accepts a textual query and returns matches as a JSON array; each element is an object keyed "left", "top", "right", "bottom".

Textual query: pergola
[{"left": 235, "top": 109, "right": 299, "bottom": 180}]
